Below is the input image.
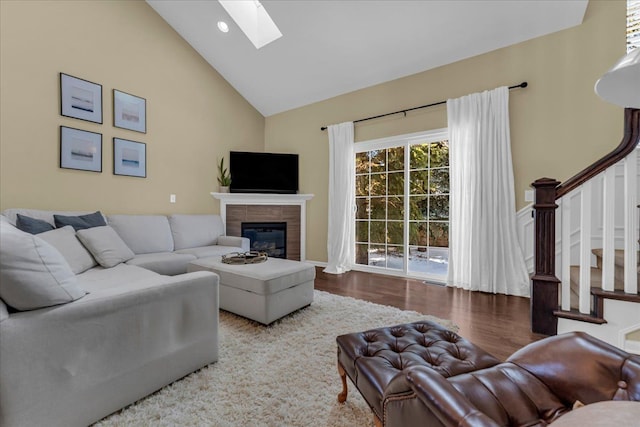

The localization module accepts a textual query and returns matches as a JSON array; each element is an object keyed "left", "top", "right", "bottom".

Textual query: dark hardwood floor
[{"left": 314, "top": 267, "right": 546, "bottom": 361}]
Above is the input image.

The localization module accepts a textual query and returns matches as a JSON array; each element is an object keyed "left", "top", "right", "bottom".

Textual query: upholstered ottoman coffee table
[
  {"left": 336, "top": 320, "right": 500, "bottom": 427},
  {"left": 187, "top": 256, "right": 315, "bottom": 325}
]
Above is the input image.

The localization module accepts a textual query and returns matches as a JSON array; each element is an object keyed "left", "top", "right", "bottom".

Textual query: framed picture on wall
[
  {"left": 60, "top": 126, "right": 102, "bottom": 172},
  {"left": 60, "top": 73, "right": 103, "bottom": 124},
  {"left": 113, "top": 89, "right": 146, "bottom": 133},
  {"left": 113, "top": 138, "right": 146, "bottom": 178}
]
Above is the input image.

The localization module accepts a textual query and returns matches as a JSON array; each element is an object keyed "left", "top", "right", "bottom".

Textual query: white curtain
[
  {"left": 446, "top": 87, "right": 529, "bottom": 296},
  {"left": 324, "top": 122, "right": 355, "bottom": 274}
]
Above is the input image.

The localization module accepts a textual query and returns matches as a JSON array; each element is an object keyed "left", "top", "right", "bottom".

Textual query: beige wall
[
  {"left": 265, "top": 0, "right": 626, "bottom": 263},
  {"left": 0, "top": 0, "right": 264, "bottom": 215}
]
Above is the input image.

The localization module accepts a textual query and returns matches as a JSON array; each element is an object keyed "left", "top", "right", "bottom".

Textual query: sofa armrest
[
  {"left": 405, "top": 366, "right": 499, "bottom": 427},
  {"left": 508, "top": 332, "right": 640, "bottom": 403},
  {"left": 218, "top": 235, "right": 250, "bottom": 251}
]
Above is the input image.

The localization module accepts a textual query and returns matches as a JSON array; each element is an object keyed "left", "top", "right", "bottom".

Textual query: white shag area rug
[{"left": 95, "top": 290, "right": 457, "bottom": 427}]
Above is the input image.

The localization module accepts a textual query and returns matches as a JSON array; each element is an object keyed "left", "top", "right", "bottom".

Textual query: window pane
[
  {"left": 428, "top": 195, "right": 449, "bottom": 220},
  {"left": 370, "top": 173, "right": 387, "bottom": 196},
  {"left": 408, "top": 221, "right": 428, "bottom": 246},
  {"left": 429, "top": 222, "right": 449, "bottom": 247},
  {"left": 355, "top": 243, "right": 368, "bottom": 265},
  {"left": 408, "top": 246, "right": 428, "bottom": 273},
  {"left": 388, "top": 172, "right": 404, "bottom": 195},
  {"left": 410, "top": 170, "right": 429, "bottom": 194},
  {"left": 430, "top": 141, "right": 449, "bottom": 167},
  {"left": 371, "top": 150, "right": 385, "bottom": 173},
  {"left": 355, "top": 198, "right": 369, "bottom": 220},
  {"left": 355, "top": 152, "right": 370, "bottom": 173},
  {"left": 370, "top": 197, "right": 386, "bottom": 219},
  {"left": 388, "top": 146, "right": 404, "bottom": 171},
  {"left": 409, "top": 195, "right": 428, "bottom": 220},
  {"left": 368, "top": 245, "right": 386, "bottom": 267},
  {"left": 429, "top": 168, "right": 449, "bottom": 194},
  {"left": 370, "top": 221, "right": 386, "bottom": 244},
  {"left": 410, "top": 144, "right": 430, "bottom": 169},
  {"left": 386, "top": 245, "right": 404, "bottom": 270},
  {"left": 387, "top": 221, "right": 403, "bottom": 245},
  {"left": 356, "top": 174, "right": 369, "bottom": 196},
  {"left": 387, "top": 196, "right": 403, "bottom": 220},
  {"left": 356, "top": 221, "right": 368, "bottom": 243},
  {"left": 408, "top": 246, "right": 449, "bottom": 275}
]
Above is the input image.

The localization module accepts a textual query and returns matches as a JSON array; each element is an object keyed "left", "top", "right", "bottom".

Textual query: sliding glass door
[{"left": 354, "top": 130, "right": 449, "bottom": 281}]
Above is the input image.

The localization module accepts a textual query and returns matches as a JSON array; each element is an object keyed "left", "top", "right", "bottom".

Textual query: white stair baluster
[
  {"left": 561, "top": 198, "right": 571, "bottom": 311},
  {"left": 624, "top": 149, "right": 639, "bottom": 294},
  {"left": 602, "top": 167, "right": 616, "bottom": 292},
  {"left": 579, "top": 182, "right": 592, "bottom": 314}
]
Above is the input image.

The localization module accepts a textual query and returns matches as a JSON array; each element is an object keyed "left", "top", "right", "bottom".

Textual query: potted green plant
[{"left": 217, "top": 157, "right": 231, "bottom": 193}]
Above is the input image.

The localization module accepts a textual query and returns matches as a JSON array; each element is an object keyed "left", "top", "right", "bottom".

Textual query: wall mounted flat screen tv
[{"left": 229, "top": 151, "right": 299, "bottom": 194}]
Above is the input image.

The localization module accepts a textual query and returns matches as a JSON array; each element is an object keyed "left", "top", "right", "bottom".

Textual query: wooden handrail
[
  {"left": 530, "top": 108, "right": 640, "bottom": 335},
  {"left": 557, "top": 108, "right": 640, "bottom": 198}
]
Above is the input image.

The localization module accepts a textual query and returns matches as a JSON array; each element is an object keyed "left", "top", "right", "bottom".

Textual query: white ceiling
[{"left": 146, "top": 0, "right": 588, "bottom": 117}]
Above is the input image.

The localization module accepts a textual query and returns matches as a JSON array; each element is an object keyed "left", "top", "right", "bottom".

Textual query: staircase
[{"left": 530, "top": 108, "right": 640, "bottom": 354}]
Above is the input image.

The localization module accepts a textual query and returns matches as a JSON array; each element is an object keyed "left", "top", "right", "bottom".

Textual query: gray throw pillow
[
  {"left": 16, "top": 213, "right": 55, "bottom": 234},
  {"left": 38, "top": 226, "right": 97, "bottom": 274},
  {"left": 54, "top": 211, "right": 106, "bottom": 231},
  {"left": 0, "top": 222, "right": 86, "bottom": 311},
  {"left": 76, "top": 226, "right": 135, "bottom": 268}
]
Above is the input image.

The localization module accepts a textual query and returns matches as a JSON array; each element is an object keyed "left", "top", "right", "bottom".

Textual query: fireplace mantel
[{"left": 210, "top": 193, "right": 314, "bottom": 260}]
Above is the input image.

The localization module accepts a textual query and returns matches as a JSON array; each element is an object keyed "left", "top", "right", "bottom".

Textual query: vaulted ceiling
[{"left": 147, "top": 0, "right": 588, "bottom": 116}]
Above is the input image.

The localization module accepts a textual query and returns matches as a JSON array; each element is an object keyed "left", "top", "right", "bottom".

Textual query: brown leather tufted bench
[{"left": 336, "top": 320, "right": 500, "bottom": 427}]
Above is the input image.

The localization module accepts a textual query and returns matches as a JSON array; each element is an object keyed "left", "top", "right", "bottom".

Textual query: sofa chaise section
[{"left": 0, "top": 265, "right": 220, "bottom": 427}]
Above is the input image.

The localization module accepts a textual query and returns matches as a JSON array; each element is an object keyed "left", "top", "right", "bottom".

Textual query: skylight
[{"left": 218, "top": 0, "right": 282, "bottom": 49}]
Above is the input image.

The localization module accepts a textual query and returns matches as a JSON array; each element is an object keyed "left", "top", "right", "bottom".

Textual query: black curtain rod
[{"left": 320, "top": 82, "right": 528, "bottom": 131}]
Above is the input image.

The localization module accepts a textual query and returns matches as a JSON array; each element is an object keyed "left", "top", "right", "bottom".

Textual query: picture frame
[
  {"left": 113, "top": 89, "right": 146, "bottom": 133},
  {"left": 60, "top": 73, "right": 103, "bottom": 124},
  {"left": 60, "top": 126, "right": 102, "bottom": 173},
  {"left": 113, "top": 138, "right": 146, "bottom": 178}
]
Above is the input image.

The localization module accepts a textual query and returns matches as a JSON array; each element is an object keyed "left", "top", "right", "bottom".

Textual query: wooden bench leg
[
  {"left": 374, "top": 414, "right": 382, "bottom": 427},
  {"left": 337, "top": 361, "right": 348, "bottom": 403}
]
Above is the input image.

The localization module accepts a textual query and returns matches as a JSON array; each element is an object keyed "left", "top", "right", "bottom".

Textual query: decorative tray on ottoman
[{"left": 221, "top": 251, "right": 268, "bottom": 265}]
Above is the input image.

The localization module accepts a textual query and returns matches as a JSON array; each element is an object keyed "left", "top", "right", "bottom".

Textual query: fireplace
[
  {"left": 241, "top": 222, "right": 287, "bottom": 258},
  {"left": 212, "top": 192, "right": 313, "bottom": 261}
]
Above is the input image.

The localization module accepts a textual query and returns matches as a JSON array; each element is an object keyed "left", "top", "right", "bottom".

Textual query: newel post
[{"left": 530, "top": 178, "right": 561, "bottom": 335}]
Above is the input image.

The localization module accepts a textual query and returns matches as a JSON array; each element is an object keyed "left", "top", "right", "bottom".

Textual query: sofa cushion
[
  {"left": 16, "top": 214, "right": 55, "bottom": 234},
  {"left": 176, "top": 245, "right": 244, "bottom": 259},
  {"left": 108, "top": 215, "right": 174, "bottom": 254},
  {"left": 54, "top": 211, "right": 107, "bottom": 231},
  {"left": 169, "top": 214, "right": 224, "bottom": 250},
  {"left": 77, "top": 264, "right": 162, "bottom": 293},
  {"left": 125, "top": 252, "right": 197, "bottom": 276},
  {"left": 0, "top": 222, "right": 86, "bottom": 310},
  {"left": 38, "top": 226, "right": 97, "bottom": 274},
  {"left": 77, "top": 226, "right": 135, "bottom": 268}
]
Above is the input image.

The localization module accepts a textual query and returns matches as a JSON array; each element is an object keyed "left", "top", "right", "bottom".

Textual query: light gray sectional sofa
[{"left": 0, "top": 209, "right": 249, "bottom": 427}]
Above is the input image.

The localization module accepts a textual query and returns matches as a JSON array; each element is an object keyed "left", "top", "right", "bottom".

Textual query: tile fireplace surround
[{"left": 211, "top": 193, "right": 314, "bottom": 261}]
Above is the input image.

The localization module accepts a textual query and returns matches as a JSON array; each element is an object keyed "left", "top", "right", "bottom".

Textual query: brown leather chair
[{"left": 404, "top": 332, "right": 640, "bottom": 427}]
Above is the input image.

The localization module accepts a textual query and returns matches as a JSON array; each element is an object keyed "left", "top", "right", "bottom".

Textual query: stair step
[
  {"left": 554, "top": 309, "right": 607, "bottom": 324},
  {"left": 569, "top": 266, "right": 625, "bottom": 292},
  {"left": 555, "top": 288, "right": 639, "bottom": 325},
  {"left": 591, "top": 287, "right": 640, "bottom": 303},
  {"left": 592, "top": 249, "right": 640, "bottom": 271}
]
